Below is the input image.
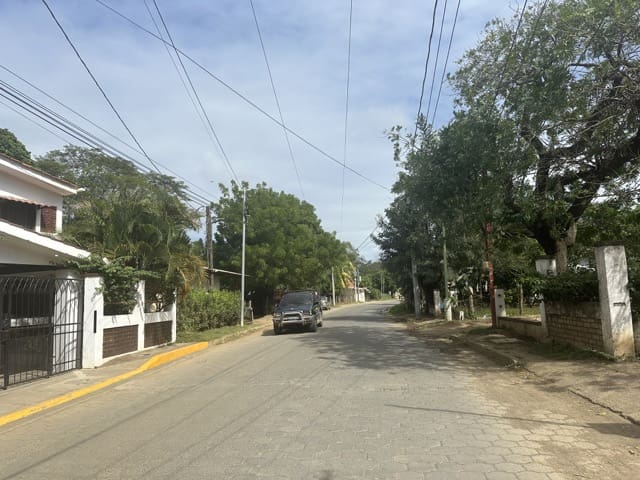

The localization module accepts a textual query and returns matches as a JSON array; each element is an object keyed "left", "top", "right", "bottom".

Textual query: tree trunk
[{"left": 555, "top": 221, "right": 577, "bottom": 274}]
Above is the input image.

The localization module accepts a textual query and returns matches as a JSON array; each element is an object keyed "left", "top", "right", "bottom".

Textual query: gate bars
[{"left": 0, "top": 277, "right": 83, "bottom": 389}]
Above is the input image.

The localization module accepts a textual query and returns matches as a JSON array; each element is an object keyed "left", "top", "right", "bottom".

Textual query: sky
[{"left": 0, "top": 0, "right": 519, "bottom": 260}]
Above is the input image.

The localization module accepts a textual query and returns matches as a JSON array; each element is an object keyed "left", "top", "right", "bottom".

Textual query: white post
[
  {"left": 240, "top": 187, "right": 247, "bottom": 327},
  {"left": 433, "top": 290, "right": 441, "bottom": 316},
  {"left": 595, "top": 245, "right": 635, "bottom": 358},
  {"left": 495, "top": 288, "right": 507, "bottom": 321},
  {"left": 81, "top": 275, "right": 104, "bottom": 368},
  {"left": 331, "top": 267, "right": 336, "bottom": 306}
]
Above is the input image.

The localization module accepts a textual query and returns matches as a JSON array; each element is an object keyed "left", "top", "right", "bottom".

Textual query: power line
[
  {"left": 0, "top": 97, "right": 71, "bottom": 145},
  {"left": 0, "top": 77, "right": 213, "bottom": 206},
  {"left": 340, "top": 0, "right": 353, "bottom": 231},
  {"left": 41, "top": 0, "right": 164, "bottom": 175},
  {"left": 0, "top": 64, "right": 142, "bottom": 159},
  {"left": 356, "top": 224, "right": 378, "bottom": 251},
  {"left": 414, "top": 0, "right": 440, "bottom": 139},
  {"left": 430, "top": 0, "right": 461, "bottom": 127},
  {"left": 151, "top": 0, "right": 239, "bottom": 184},
  {"left": 0, "top": 73, "right": 214, "bottom": 204},
  {"left": 249, "top": 0, "right": 304, "bottom": 200},
  {"left": 94, "top": 0, "right": 389, "bottom": 191},
  {"left": 424, "top": 0, "right": 448, "bottom": 125}
]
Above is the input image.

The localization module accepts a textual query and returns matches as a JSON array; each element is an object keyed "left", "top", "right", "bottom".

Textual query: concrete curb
[
  {"left": 0, "top": 342, "right": 208, "bottom": 428},
  {"left": 0, "top": 319, "right": 275, "bottom": 428}
]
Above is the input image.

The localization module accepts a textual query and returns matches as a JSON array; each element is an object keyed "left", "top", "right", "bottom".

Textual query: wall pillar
[
  {"left": 595, "top": 245, "right": 635, "bottom": 359},
  {"left": 81, "top": 275, "right": 104, "bottom": 368},
  {"left": 433, "top": 290, "right": 441, "bottom": 317},
  {"left": 135, "top": 281, "right": 146, "bottom": 351},
  {"left": 495, "top": 289, "right": 506, "bottom": 325}
]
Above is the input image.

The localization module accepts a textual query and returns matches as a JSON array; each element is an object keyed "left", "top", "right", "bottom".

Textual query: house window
[{"left": 0, "top": 199, "right": 37, "bottom": 230}]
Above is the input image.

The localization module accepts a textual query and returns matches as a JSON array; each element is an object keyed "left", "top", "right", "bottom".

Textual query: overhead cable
[
  {"left": 340, "top": 0, "right": 354, "bottom": 231},
  {"left": 41, "top": 0, "right": 164, "bottom": 175},
  {"left": 413, "top": 0, "right": 440, "bottom": 140},
  {"left": 423, "top": 0, "right": 448, "bottom": 124},
  {"left": 0, "top": 64, "right": 215, "bottom": 203},
  {"left": 151, "top": 0, "right": 239, "bottom": 183},
  {"left": 94, "top": 0, "right": 389, "bottom": 191},
  {"left": 430, "top": 0, "right": 461, "bottom": 126},
  {"left": 0, "top": 78, "right": 212, "bottom": 206},
  {"left": 249, "top": 0, "right": 305, "bottom": 200}
]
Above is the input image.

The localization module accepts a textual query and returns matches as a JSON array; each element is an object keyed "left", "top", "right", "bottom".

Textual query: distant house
[{"left": 0, "top": 152, "right": 90, "bottom": 273}]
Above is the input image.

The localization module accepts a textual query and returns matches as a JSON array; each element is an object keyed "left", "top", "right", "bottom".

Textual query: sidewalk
[
  {"left": 409, "top": 318, "right": 640, "bottom": 426},
  {"left": 0, "top": 316, "right": 272, "bottom": 427}
]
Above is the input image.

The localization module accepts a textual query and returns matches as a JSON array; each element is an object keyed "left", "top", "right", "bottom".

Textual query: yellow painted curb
[{"left": 0, "top": 342, "right": 208, "bottom": 428}]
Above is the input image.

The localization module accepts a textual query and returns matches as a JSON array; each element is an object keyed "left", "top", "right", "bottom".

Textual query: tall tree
[
  {"left": 452, "top": 0, "right": 640, "bottom": 271},
  {"left": 34, "top": 146, "right": 204, "bottom": 302},
  {"left": 211, "top": 181, "right": 351, "bottom": 315},
  {"left": 0, "top": 128, "right": 31, "bottom": 162}
]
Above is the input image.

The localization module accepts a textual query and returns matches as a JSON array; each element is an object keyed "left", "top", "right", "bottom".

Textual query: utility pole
[
  {"left": 443, "top": 225, "right": 452, "bottom": 321},
  {"left": 240, "top": 187, "right": 247, "bottom": 327},
  {"left": 485, "top": 222, "right": 497, "bottom": 328},
  {"left": 205, "top": 205, "right": 213, "bottom": 291},
  {"left": 354, "top": 268, "right": 359, "bottom": 303},
  {"left": 410, "top": 253, "right": 421, "bottom": 318},
  {"left": 331, "top": 267, "right": 336, "bottom": 306}
]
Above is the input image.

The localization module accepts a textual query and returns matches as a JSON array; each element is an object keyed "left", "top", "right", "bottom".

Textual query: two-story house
[
  {"left": 0, "top": 152, "right": 89, "bottom": 273},
  {"left": 1, "top": 152, "right": 91, "bottom": 388}
]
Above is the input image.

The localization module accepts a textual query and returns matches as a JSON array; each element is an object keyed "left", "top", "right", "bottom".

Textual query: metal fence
[{"left": 0, "top": 276, "right": 83, "bottom": 389}]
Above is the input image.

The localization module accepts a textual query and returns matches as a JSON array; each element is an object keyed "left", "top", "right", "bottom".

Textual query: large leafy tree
[
  {"left": 211, "top": 181, "right": 351, "bottom": 315},
  {"left": 452, "top": 0, "right": 640, "bottom": 271},
  {"left": 0, "top": 128, "right": 31, "bottom": 162},
  {"left": 34, "top": 146, "right": 204, "bottom": 303}
]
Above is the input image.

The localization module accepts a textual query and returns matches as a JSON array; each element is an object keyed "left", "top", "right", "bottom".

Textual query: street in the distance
[{"left": 1, "top": 301, "right": 639, "bottom": 479}]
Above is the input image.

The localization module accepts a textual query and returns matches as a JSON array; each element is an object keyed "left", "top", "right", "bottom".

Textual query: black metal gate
[{"left": 0, "top": 276, "right": 83, "bottom": 389}]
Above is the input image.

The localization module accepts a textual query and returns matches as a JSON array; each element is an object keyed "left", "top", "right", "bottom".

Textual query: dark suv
[{"left": 273, "top": 290, "right": 323, "bottom": 335}]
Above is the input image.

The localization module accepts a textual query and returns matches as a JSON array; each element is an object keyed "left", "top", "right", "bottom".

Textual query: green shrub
[
  {"left": 178, "top": 289, "right": 241, "bottom": 332},
  {"left": 540, "top": 270, "right": 599, "bottom": 303}
]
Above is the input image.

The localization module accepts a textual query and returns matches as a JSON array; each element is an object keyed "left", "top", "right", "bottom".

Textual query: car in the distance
[
  {"left": 320, "top": 296, "right": 331, "bottom": 310},
  {"left": 273, "top": 290, "right": 323, "bottom": 335}
]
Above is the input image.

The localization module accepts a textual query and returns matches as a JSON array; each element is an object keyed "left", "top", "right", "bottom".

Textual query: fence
[{"left": 1, "top": 276, "right": 83, "bottom": 389}]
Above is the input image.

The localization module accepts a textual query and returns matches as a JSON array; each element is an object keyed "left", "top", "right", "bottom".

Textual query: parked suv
[{"left": 273, "top": 290, "right": 323, "bottom": 335}]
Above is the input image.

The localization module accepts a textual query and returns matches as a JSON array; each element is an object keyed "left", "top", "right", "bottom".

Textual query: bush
[
  {"left": 178, "top": 289, "right": 241, "bottom": 332},
  {"left": 540, "top": 270, "right": 599, "bottom": 303}
]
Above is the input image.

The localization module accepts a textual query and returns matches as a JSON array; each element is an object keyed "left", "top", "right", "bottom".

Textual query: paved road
[{"left": 1, "top": 301, "right": 638, "bottom": 479}]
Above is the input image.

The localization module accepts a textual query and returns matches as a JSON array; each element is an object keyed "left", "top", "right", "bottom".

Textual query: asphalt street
[{"left": 1, "top": 301, "right": 638, "bottom": 479}]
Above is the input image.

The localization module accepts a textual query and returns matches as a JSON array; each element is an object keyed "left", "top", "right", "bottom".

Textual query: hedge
[{"left": 178, "top": 289, "right": 241, "bottom": 332}]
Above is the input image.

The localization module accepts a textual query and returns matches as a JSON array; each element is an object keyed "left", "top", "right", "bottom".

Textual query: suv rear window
[{"left": 279, "top": 292, "right": 314, "bottom": 306}]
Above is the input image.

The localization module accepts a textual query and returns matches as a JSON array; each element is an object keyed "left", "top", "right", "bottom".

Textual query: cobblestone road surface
[{"left": 1, "top": 301, "right": 638, "bottom": 479}]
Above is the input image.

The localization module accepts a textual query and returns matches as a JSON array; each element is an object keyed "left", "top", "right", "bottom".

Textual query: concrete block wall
[
  {"left": 82, "top": 278, "right": 176, "bottom": 368},
  {"left": 545, "top": 301, "right": 604, "bottom": 352}
]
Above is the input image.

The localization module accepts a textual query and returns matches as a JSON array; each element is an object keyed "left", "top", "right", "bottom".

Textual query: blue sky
[{"left": 0, "top": 0, "right": 519, "bottom": 260}]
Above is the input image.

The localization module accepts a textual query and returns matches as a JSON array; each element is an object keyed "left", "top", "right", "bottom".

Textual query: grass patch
[
  {"left": 177, "top": 323, "right": 255, "bottom": 343},
  {"left": 528, "top": 341, "right": 612, "bottom": 362},
  {"left": 388, "top": 303, "right": 411, "bottom": 315},
  {"left": 466, "top": 326, "right": 496, "bottom": 335}
]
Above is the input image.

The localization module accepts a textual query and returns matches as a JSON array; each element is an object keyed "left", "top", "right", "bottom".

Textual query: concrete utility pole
[
  {"left": 485, "top": 222, "right": 497, "bottom": 328},
  {"left": 331, "top": 267, "right": 336, "bottom": 306},
  {"left": 205, "top": 205, "right": 213, "bottom": 291},
  {"left": 443, "top": 225, "right": 452, "bottom": 321},
  {"left": 411, "top": 253, "right": 421, "bottom": 318},
  {"left": 240, "top": 187, "right": 247, "bottom": 327},
  {"left": 354, "top": 268, "right": 359, "bottom": 303}
]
